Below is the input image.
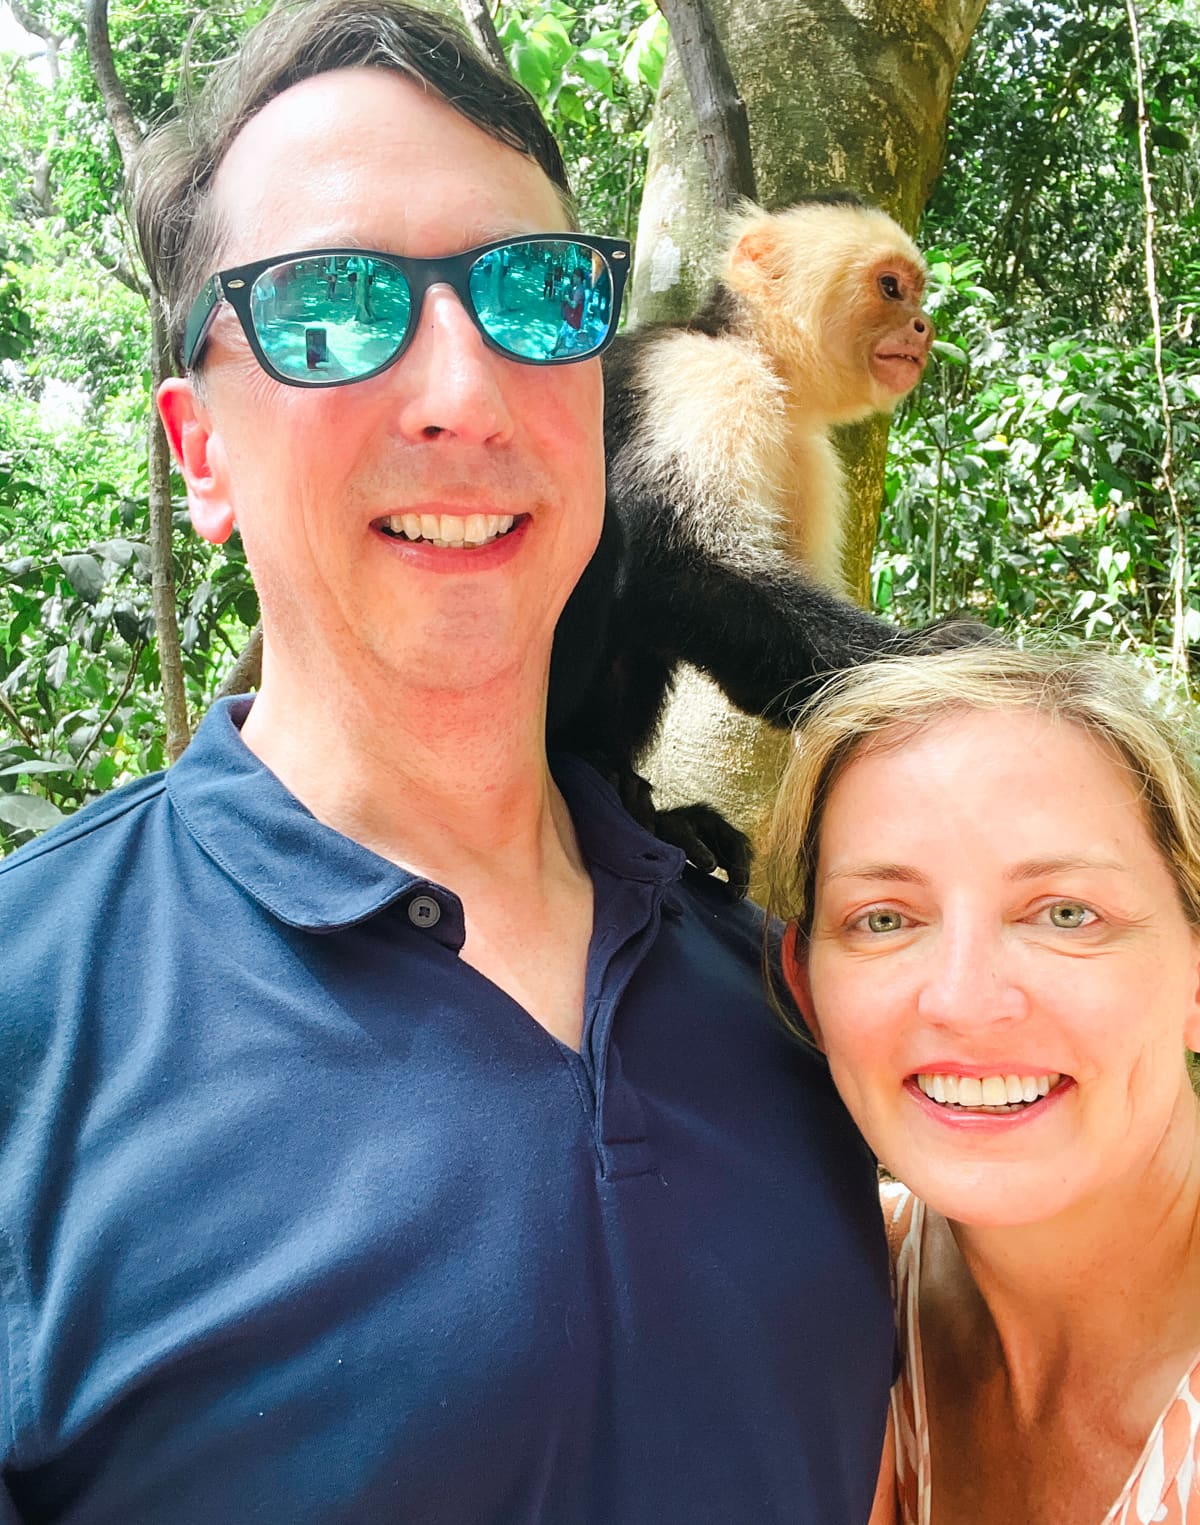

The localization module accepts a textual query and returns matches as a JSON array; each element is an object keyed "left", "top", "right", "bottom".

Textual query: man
[
  {"left": 552, "top": 265, "right": 588, "bottom": 355},
  {"left": 0, "top": 3, "right": 893, "bottom": 1519}
]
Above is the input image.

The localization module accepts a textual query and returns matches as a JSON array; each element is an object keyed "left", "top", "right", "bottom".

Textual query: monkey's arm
[{"left": 628, "top": 533, "right": 908, "bottom": 728}]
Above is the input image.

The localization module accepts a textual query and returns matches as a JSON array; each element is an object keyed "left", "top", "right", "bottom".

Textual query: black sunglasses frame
[{"left": 182, "top": 233, "right": 632, "bottom": 387}]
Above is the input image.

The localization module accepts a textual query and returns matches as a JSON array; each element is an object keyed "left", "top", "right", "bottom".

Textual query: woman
[{"left": 763, "top": 646, "right": 1200, "bottom": 1524}]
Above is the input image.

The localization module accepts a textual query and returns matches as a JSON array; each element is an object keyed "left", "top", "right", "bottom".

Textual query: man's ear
[
  {"left": 157, "top": 377, "right": 236, "bottom": 545},
  {"left": 781, "top": 919, "right": 825, "bottom": 1050}
]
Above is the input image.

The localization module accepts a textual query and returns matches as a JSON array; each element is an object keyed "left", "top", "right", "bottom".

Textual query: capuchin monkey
[{"left": 549, "top": 192, "right": 975, "bottom": 893}]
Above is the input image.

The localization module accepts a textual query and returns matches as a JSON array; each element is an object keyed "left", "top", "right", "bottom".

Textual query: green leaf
[
  {"left": 0, "top": 759, "right": 76, "bottom": 777},
  {"left": 556, "top": 84, "right": 588, "bottom": 124},
  {"left": 0, "top": 793, "right": 65, "bottom": 832},
  {"left": 92, "top": 756, "right": 118, "bottom": 790},
  {"left": 932, "top": 340, "right": 968, "bottom": 366},
  {"left": 530, "top": 13, "right": 574, "bottom": 68},
  {"left": 623, "top": 12, "right": 667, "bottom": 93},
  {"left": 189, "top": 579, "right": 215, "bottom": 617},
  {"left": 44, "top": 646, "right": 69, "bottom": 691},
  {"left": 575, "top": 48, "right": 614, "bottom": 93},
  {"left": 510, "top": 40, "right": 552, "bottom": 96},
  {"left": 235, "top": 590, "right": 261, "bottom": 627},
  {"left": 1150, "top": 123, "right": 1190, "bottom": 153},
  {"left": 113, "top": 604, "right": 146, "bottom": 646},
  {"left": 59, "top": 552, "right": 106, "bottom": 603},
  {"left": 96, "top": 537, "right": 140, "bottom": 567}
]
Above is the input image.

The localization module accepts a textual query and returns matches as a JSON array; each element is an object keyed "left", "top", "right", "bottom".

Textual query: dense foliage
[
  {"left": 0, "top": 0, "right": 1198, "bottom": 851},
  {"left": 878, "top": 1, "right": 1200, "bottom": 659}
]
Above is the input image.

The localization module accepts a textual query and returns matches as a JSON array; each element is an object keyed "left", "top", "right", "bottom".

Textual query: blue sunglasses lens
[
  {"left": 467, "top": 239, "right": 615, "bottom": 361},
  {"left": 248, "top": 255, "right": 413, "bottom": 383},
  {"left": 245, "top": 240, "right": 616, "bottom": 382}
]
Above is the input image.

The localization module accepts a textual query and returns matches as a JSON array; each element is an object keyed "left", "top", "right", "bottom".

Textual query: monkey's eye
[{"left": 878, "top": 273, "right": 903, "bottom": 300}]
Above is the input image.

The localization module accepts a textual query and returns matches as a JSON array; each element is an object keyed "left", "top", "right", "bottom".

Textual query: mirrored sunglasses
[{"left": 182, "top": 234, "right": 631, "bottom": 387}]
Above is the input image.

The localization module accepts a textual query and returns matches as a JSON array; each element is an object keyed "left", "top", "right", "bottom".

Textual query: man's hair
[{"left": 129, "top": 0, "right": 571, "bottom": 369}]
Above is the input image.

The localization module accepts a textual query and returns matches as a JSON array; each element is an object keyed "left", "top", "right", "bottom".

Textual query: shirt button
[{"left": 407, "top": 894, "right": 442, "bottom": 929}]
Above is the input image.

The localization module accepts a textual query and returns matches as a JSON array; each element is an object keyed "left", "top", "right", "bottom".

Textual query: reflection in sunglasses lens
[
  {"left": 251, "top": 256, "right": 414, "bottom": 383},
  {"left": 469, "top": 240, "right": 613, "bottom": 362},
  {"left": 248, "top": 240, "right": 614, "bottom": 381}
]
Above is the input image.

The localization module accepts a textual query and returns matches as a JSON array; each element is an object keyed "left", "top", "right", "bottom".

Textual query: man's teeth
[
  {"left": 916, "top": 1072, "right": 1062, "bottom": 1110},
  {"left": 382, "top": 512, "right": 515, "bottom": 548}
]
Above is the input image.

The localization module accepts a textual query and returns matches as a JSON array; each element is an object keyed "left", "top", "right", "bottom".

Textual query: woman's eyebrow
[
  {"left": 823, "top": 854, "right": 1132, "bottom": 886},
  {"left": 823, "top": 863, "right": 926, "bottom": 885},
  {"left": 1005, "top": 854, "right": 1129, "bottom": 881}
]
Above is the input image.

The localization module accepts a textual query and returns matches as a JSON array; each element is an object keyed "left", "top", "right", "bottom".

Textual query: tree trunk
[
  {"left": 655, "top": 0, "right": 756, "bottom": 209},
  {"left": 635, "top": 0, "right": 986, "bottom": 334},
  {"left": 455, "top": 0, "right": 509, "bottom": 74},
  {"left": 632, "top": 0, "right": 987, "bottom": 897},
  {"left": 147, "top": 313, "right": 192, "bottom": 761},
  {"left": 85, "top": 0, "right": 192, "bottom": 761}
]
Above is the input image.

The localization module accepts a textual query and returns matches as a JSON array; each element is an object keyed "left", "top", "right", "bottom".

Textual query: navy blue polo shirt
[{"left": 0, "top": 699, "right": 892, "bottom": 1525}]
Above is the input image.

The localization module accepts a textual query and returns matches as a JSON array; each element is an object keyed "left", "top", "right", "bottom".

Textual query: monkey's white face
[{"left": 726, "top": 202, "right": 934, "bottom": 423}]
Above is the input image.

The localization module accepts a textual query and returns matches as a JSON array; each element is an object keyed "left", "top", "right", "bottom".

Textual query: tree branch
[
  {"left": 84, "top": 0, "right": 192, "bottom": 758},
  {"left": 1126, "top": 0, "right": 1188, "bottom": 674},
  {"left": 73, "top": 637, "right": 145, "bottom": 774},
  {"left": 0, "top": 689, "right": 38, "bottom": 749},
  {"left": 654, "top": 0, "right": 755, "bottom": 209},
  {"left": 96, "top": 250, "right": 148, "bottom": 297},
  {"left": 456, "top": 0, "right": 509, "bottom": 74},
  {"left": 83, "top": 0, "right": 143, "bottom": 164},
  {"left": 8, "top": 0, "right": 55, "bottom": 43},
  {"left": 215, "top": 623, "right": 264, "bottom": 701},
  {"left": 8, "top": 0, "right": 63, "bottom": 82}
]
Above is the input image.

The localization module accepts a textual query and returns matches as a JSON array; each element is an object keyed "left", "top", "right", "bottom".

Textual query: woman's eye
[
  {"left": 860, "top": 908, "right": 906, "bottom": 934},
  {"left": 1046, "top": 901, "right": 1096, "bottom": 929}
]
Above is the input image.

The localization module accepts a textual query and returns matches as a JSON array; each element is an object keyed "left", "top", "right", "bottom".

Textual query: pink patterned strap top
[{"left": 880, "top": 1182, "right": 1200, "bottom": 1525}]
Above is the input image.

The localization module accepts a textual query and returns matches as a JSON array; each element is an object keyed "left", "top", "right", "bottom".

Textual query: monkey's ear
[
  {"left": 780, "top": 920, "right": 825, "bottom": 1050},
  {"left": 728, "top": 220, "right": 782, "bottom": 287}
]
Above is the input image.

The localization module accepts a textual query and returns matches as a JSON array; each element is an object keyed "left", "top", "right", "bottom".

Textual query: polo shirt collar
[{"left": 167, "top": 697, "right": 684, "bottom": 933}]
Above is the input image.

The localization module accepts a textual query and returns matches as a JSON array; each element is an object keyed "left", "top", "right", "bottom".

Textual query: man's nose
[
  {"left": 393, "top": 285, "right": 516, "bottom": 445},
  {"left": 914, "top": 918, "right": 1028, "bottom": 1029}
]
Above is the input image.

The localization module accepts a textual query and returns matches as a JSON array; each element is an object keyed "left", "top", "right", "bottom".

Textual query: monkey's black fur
[{"left": 547, "top": 242, "right": 985, "bottom": 894}]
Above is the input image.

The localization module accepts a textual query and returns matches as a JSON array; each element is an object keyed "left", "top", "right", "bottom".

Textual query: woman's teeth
[
  {"left": 381, "top": 512, "right": 515, "bottom": 548},
  {"left": 916, "top": 1072, "right": 1062, "bottom": 1111}
]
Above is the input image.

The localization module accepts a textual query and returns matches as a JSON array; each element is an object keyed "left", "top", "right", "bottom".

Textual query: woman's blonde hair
[{"left": 763, "top": 644, "right": 1200, "bottom": 969}]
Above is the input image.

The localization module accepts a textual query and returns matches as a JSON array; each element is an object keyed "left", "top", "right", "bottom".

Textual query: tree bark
[
  {"left": 456, "top": 0, "right": 509, "bottom": 73},
  {"left": 147, "top": 314, "right": 192, "bottom": 761},
  {"left": 631, "top": 0, "right": 988, "bottom": 897},
  {"left": 655, "top": 0, "right": 755, "bottom": 210},
  {"left": 215, "top": 624, "right": 264, "bottom": 701},
  {"left": 84, "top": 0, "right": 192, "bottom": 761},
  {"left": 8, "top": 0, "right": 63, "bottom": 81}
]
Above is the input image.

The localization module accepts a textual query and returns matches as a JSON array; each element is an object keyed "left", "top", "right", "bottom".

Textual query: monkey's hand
[
  {"left": 614, "top": 764, "right": 658, "bottom": 833},
  {"left": 652, "top": 803, "right": 753, "bottom": 900},
  {"left": 609, "top": 763, "right": 753, "bottom": 899}
]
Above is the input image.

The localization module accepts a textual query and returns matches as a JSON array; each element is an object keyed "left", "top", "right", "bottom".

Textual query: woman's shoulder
[
  {"left": 879, "top": 1180, "right": 921, "bottom": 1271},
  {"left": 1116, "top": 1350, "right": 1200, "bottom": 1523}
]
